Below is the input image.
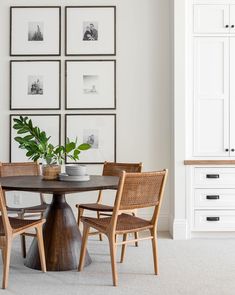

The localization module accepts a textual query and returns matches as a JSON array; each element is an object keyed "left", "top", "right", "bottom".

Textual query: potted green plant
[{"left": 13, "top": 116, "right": 91, "bottom": 180}]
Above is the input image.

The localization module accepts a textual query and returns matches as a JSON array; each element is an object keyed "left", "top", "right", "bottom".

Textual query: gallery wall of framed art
[{"left": 9, "top": 5, "right": 117, "bottom": 164}]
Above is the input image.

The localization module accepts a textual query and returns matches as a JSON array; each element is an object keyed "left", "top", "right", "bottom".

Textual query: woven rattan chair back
[
  {"left": 118, "top": 171, "right": 166, "bottom": 211},
  {"left": 112, "top": 170, "right": 168, "bottom": 223},
  {"left": 0, "top": 162, "right": 40, "bottom": 177},
  {"left": 0, "top": 162, "right": 45, "bottom": 204},
  {"left": 102, "top": 162, "right": 142, "bottom": 176}
]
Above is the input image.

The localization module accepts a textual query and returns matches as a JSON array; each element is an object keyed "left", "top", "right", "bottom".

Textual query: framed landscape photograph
[
  {"left": 65, "top": 6, "right": 116, "bottom": 56},
  {"left": 65, "top": 114, "right": 116, "bottom": 164},
  {"left": 10, "top": 114, "right": 61, "bottom": 162},
  {"left": 10, "top": 6, "right": 61, "bottom": 56},
  {"left": 65, "top": 60, "right": 116, "bottom": 109},
  {"left": 10, "top": 60, "right": 61, "bottom": 110}
]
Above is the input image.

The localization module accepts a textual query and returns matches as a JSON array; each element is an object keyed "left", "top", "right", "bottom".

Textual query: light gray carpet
[{"left": 0, "top": 232, "right": 235, "bottom": 295}]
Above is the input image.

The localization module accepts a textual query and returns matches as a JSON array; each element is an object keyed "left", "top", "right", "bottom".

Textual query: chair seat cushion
[
  {"left": 82, "top": 213, "right": 152, "bottom": 233},
  {"left": 77, "top": 203, "right": 114, "bottom": 212},
  {"left": 0, "top": 216, "right": 44, "bottom": 235}
]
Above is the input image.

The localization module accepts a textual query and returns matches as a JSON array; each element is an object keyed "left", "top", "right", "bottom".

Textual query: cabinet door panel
[
  {"left": 230, "top": 5, "right": 235, "bottom": 33},
  {"left": 194, "top": 5, "right": 229, "bottom": 34},
  {"left": 229, "top": 38, "right": 235, "bottom": 153},
  {"left": 194, "top": 38, "right": 229, "bottom": 156}
]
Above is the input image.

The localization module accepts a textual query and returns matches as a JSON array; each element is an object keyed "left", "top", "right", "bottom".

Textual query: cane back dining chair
[
  {"left": 78, "top": 169, "right": 168, "bottom": 286},
  {"left": 0, "top": 162, "right": 48, "bottom": 258},
  {"left": 0, "top": 185, "right": 46, "bottom": 289},
  {"left": 76, "top": 162, "right": 142, "bottom": 243}
]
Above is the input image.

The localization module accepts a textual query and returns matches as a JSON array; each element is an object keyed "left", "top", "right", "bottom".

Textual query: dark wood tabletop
[
  {"left": 0, "top": 175, "right": 119, "bottom": 194},
  {"left": 0, "top": 175, "right": 119, "bottom": 271}
]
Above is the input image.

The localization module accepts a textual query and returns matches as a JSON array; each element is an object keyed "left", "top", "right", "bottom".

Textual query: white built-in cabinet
[
  {"left": 186, "top": 2, "right": 235, "bottom": 238},
  {"left": 193, "top": 4, "right": 235, "bottom": 157}
]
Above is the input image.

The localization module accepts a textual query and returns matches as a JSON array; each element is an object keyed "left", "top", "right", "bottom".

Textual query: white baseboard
[{"left": 172, "top": 218, "right": 188, "bottom": 240}]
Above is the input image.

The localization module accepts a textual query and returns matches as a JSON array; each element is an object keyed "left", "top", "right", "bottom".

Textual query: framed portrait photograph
[
  {"left": 65, "top": 114, "right": 116, "bottom": 164},
  {"left": 10, "top": 114, "right": 61, "bottom": 162},
  {"left": 10, "top": 60, "right": 61, "bottom": 110},
  {"left": 65, "top": 6, "right": 116, "bottom": 56},
  {"left": 65, "top": 60, "right": 116, "bottom": 110},
  {"left": 10, "top": 6, "right": 61, "bottom": 56}
]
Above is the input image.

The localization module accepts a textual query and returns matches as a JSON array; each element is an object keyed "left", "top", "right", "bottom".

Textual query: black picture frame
[
  {"left": 65, "top": 6, "right": 116, "bottom": 56},
  {"left": 65, "top": 60, "right": 116, "bottom": 110},
  {"left": 10, "top": 114, "right": 61, "bottom": 162},
  {"left": 65, "top": 114, "right": 116, "bottom": 164},
  {"left": 10, "top": 60, "right": 61, "bottom": 110},
  {"left": 10, "top": 6, "right": 61, "bottom": 56}
]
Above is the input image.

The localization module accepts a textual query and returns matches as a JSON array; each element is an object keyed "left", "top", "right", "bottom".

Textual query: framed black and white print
[
  {"left": 65, "top": 6, "right": 116, "bottom": 56},
  {"left": 10, "top": 114, "right": 61, "bottom": 162},
  {"left": 65, "top": 114, "right": 116, "bottom": 164},
  {"left": 10, "top": 6, "right": 61, "bottom": 56},
  {"left": 10, "top": 60, "right": 61, "bottom": 110},
  {"left": 65, "top": 60, "right": 116, "bottom": 110}
]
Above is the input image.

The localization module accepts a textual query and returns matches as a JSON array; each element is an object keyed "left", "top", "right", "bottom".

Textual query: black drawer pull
[
  {"left": 206, "top": 174, "right": 219, "bottom": 179},
  {"left": 206, "top": 217, "right": 220, "bottom": 222},
  {"left": 206, "top": 195, "right": 220, "bottom": 200}
]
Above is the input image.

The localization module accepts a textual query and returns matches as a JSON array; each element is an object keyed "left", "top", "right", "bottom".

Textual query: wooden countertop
[{"left": 184, "top": 160, "right": 235, "bottom": 165}]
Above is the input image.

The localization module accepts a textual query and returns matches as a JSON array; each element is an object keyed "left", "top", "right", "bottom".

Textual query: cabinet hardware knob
[
  {"left": 206, "top": 195, "right": 220, "bottom": 200},
  {"left": 231, "top": 149, "right": 235, "bottom": 152},
  {"left": 231, "top": 25, "right": 235, "bottom": 28},
  {"left": 225, "top": 149, "right": 229, "bottom": 152},
  {"left": 206, "top": 174, "right": 219, "bottom": 179},
  {"left": 206, "top": 217, "right": 220, "bottom": 222},
  {"left": 225, "top": 25, "right": 229, "bottom": 28}
]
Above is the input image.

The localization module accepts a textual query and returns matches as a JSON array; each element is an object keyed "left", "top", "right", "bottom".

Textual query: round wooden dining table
[{"left": 0, "top": 175, "right": 119, "bottom": 271}]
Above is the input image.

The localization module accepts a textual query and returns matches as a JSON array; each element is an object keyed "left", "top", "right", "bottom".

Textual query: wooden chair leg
[
  {"left": 132, "top": 213, "right": 138, "bottom": 247},
  {"left": 78, "top": 224, "right": 90, "bottom": 272},
  {"left": 151, "top": 229, "right": 159, "bottom": 275},
  {"left": 77, "top": 207, "right": 84, "bottom": 229},
  {"left": 97, "top": 212, "right": 103, "bottom": 241},
  {"left": 2, "top": 240, "right": 12, "bottom": 289},
  {"left": 108, "top": 236, "right": 118, "bottom": 286},
  {"left": 20, "top": 235, "right": 26, "bottom": 258},
  {"left": 18, "top": 213, "right": 27, "bottom": 258},
  {"left": 120, "top": 233, "right": 127, "bottom": 263},
  {"left": 36, "top": 226, "right": 46, "bottom": 272}
]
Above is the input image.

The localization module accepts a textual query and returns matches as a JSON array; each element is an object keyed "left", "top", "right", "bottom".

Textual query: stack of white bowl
[{"left": 65, "top": 165, "right": 87, "bottom": 176}]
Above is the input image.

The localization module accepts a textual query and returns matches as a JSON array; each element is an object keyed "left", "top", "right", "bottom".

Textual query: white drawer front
[
  {"left": 194, "top": 168, "right": 235, "bottom": 187},
  {"left": 194, "top": 210, "right": 235, "bottom": 231},
  {"left": 194, "top": 189, "right": 235, "bottom": 208}
]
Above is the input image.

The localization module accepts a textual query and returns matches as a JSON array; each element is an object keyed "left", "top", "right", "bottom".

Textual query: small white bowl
[{"left": 65, "top": 165, "right": 87, "bottom": 176}]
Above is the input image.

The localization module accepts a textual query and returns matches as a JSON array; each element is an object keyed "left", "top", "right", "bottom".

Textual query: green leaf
[
  {"left": 23, "top": 135, "right": 34, "bottom": 141},
  {"left": 65, "top": 142, "right": 76, "bottom": 153},
  {"left": 74, "top": 149, "right": 80, "bottom": 158},
  {"left": 78, "top": 143, "right": 91, "bottom": 150},
  {"left": 17, "top": 128, "right": 29, "bottom": 134}
]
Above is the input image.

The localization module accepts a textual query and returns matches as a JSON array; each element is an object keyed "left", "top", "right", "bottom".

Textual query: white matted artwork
[
  {"left": 66, "top": 60, "right": 116, "bottom": 109},
  {"left": 10, "top": 60, "right": 61, "bottom": 110},
  {"left": 65, "top": 114, "right": 116, "bottom": 164},
  {"left": 66, "top": 6, "right": 116, "bottom": 56},
  {"left": 10, "top": 114, "right": 61, "bottom": 162},
  {"left": 10, "top": 6, "right": 61, "bottom": 56}
]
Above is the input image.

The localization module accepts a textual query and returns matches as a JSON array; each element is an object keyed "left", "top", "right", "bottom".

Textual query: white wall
[{"left": 0, "top": 0, "right": 172, "bottom": 231}]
